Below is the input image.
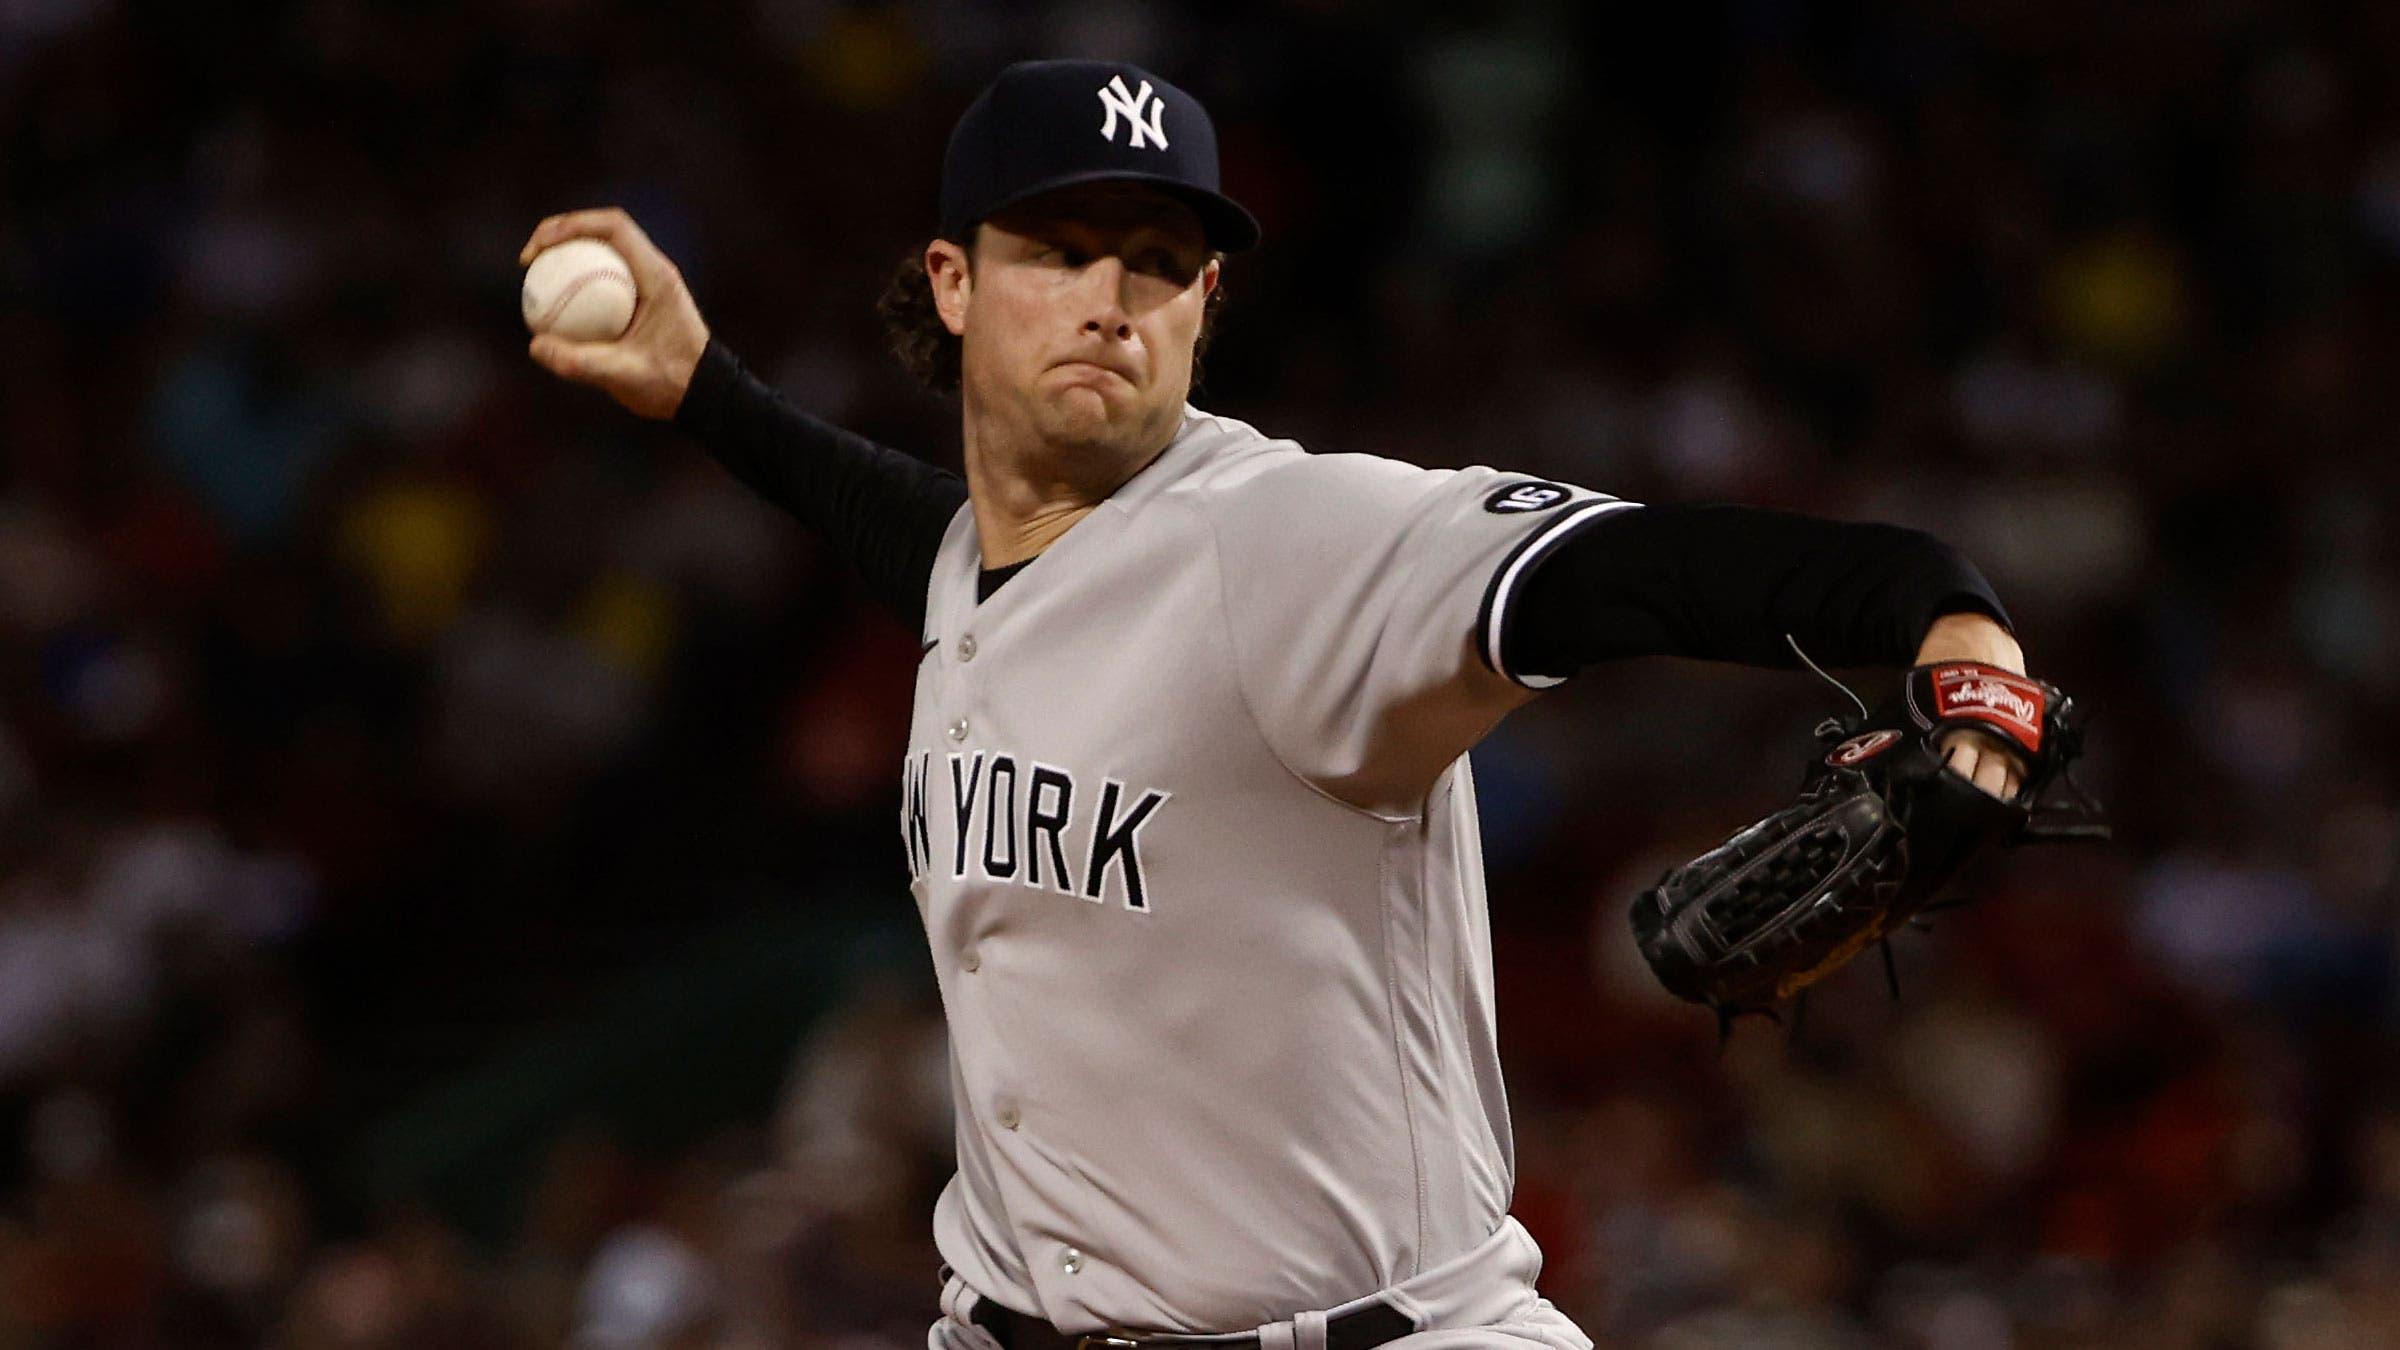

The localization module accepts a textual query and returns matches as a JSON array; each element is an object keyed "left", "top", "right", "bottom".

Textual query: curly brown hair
[{"left": 876, "top": 239, "right": 1227, "bottom": 397}]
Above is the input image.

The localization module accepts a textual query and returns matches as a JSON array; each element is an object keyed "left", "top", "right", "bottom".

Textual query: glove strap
[{"left": 1912, "top": 661, "right": 2048, "bottom": 755}]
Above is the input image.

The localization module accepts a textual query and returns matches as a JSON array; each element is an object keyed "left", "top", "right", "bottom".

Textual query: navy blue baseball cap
[{"left": 939, "top": 59, "right": 1261, "bottom": 253}]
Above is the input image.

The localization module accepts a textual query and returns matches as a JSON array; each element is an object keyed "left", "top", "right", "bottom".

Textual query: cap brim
[{"left": 967, "top": 170, "right": 1261, "bottom": 253}]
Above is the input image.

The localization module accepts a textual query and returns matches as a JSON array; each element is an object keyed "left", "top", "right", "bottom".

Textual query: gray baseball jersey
[{"left": 902, "top": 404, "right": 1630, "bottom": 1340}]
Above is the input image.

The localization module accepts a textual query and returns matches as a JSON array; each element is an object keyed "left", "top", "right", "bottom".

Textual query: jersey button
[
  {"left": 957, "top": 634, "right": 977, "bottom": 662},
  {"left": 960, "top": 946, "right": 981, "bottom": 973},
  {"left": 1060, "top": 1247, "right": 1084, "bottom": 1275},
  {"left": 948, "top": 717, "right": 969, "bottom": 742},
  {"left": 995, "top": 1101, "right": 1020, "bottom": 1130}
]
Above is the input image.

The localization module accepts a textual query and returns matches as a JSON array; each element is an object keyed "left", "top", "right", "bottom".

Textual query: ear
[
  {"left": 1199, "top": 256, "right": 1221, "bottom": 299},
  {"left": 927, "top": 238, "right": 973, "bottom": 338}
]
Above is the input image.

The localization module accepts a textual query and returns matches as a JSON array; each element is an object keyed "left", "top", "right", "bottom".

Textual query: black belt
[{"left": 969, "top": 1294, "right": 1418, "bottom": 1350}]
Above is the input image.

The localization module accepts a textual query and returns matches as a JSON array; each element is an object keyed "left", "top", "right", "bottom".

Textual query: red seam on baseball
[{"left": 533, "top": 267, "right": 635, "bottom": 333}]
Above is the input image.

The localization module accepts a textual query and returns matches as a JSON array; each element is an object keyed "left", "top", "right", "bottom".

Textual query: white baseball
[{"left": 521, "top": 238, "right": 637, "bottom": 342}]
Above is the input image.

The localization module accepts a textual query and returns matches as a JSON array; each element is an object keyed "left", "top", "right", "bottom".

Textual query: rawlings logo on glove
[
  {"left": 1927, "top": 666, "right": 2045, "bottom": 749},
  {"left": 1630, "top": 657, "right": 2107, "bottom": 1031},
  {"left": 1825, "top": 729, "right": 1901, "bottom": 766}
]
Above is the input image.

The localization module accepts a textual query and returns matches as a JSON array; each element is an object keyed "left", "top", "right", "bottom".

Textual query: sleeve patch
[{"left": 1484, "top": 480, "right": 1574, "bottom": 515}]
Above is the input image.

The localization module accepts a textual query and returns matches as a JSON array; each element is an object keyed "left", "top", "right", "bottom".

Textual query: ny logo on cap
[{"left": 1096, "top": 75, "right": 1169, "bottom": 150}]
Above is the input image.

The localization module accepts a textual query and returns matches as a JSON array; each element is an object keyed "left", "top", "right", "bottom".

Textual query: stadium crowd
[{"left": 3, "top": 0, "right": 2398, "bottom": 1345}]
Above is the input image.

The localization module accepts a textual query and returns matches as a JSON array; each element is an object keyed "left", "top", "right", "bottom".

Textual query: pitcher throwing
[{"left": 521, "top": 58, "right": 2065, "bottom": 1350}]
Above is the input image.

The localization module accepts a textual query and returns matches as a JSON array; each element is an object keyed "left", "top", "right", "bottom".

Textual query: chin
[{"left": 1038, "top": 392, "right": 1140, "bottom": 451}]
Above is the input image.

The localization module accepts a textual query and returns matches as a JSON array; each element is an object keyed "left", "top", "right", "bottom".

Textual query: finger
[
  {"left": 521, "top": 207, "right": 630, "bottom": 265},
  {"left": 521, "top": 212, "right": 571, "bottom": 265},
  {"left": 599, "top": 218, "right": 681, "bottom": 298},
  {"left": 528, "top": 335, "right": 640, "bottom": 386},
  {"left": 1945, "top": 741, "right": 1977, "bottom": 779},
  {"left": 1972, "top": 754, "right": 2010, "bottom": 799},
  {"left": 520, "top": 209, "right": 677, "bottom": 294}
]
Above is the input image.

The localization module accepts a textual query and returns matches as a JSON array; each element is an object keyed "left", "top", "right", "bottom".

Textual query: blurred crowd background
[{"left": 5, "top": 0, "right": 2399, "bottom": 1346}]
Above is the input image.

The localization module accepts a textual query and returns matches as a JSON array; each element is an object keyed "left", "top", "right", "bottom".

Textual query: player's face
[{"left": 943, "top": 183, "right": 1220, "bottom": 464}]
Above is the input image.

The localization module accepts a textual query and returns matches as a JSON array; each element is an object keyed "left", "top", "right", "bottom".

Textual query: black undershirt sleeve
[
  {"left": 672, "top": 339, "right": 968, "bottom": 632},
  {"left": 1500, "top": 503, "right": 2012, "bottom": 678}
]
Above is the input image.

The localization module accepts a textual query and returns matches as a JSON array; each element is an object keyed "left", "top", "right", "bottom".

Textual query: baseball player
[{"left": 522, "top": 59, "right": 2034, "bottom": 1350}]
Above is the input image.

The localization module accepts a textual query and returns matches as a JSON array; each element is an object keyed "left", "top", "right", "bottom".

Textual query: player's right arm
[
  {"left": 518, "top": 209, "right": 966, "bottom": 632},
  {"left": 520, "top": 208, "right": 711, "bottom": 417}
]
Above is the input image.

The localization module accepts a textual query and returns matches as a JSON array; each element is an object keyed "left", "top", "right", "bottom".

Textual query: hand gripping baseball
[
  {"left": 519, "top": 208, "right": 711, "bottom": 420},
  {"left": 1628, "top": 659, "right": 2108, "bottom": 1029}
]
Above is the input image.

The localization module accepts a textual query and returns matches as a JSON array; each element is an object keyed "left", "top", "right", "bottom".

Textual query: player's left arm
[{"left": 1496, "top": 502, "right": 2032, "bottom": 794}]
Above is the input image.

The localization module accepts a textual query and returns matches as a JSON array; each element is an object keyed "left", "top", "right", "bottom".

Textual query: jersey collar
[{"left": 1100, "top": 403, "right": 1225, "bottom": 516}]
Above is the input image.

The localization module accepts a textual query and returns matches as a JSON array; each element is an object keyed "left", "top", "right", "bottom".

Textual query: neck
[{"left": 960, "top": 393, "right": 1180, "bottom": 568}]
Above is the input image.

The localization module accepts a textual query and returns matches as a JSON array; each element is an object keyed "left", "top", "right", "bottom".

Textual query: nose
[{"left": 1074, "top": 256, "right": 1136, "bottom": 342}]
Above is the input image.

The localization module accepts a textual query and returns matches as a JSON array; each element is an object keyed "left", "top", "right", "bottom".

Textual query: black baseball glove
[{"left": 1629, "top": 658, "right": 2105, "bottom": 1029}]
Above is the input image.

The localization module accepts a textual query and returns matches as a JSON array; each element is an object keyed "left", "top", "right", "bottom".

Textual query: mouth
[{"left": 1050, "top": 358, "right": 1136, "bottom": 385}]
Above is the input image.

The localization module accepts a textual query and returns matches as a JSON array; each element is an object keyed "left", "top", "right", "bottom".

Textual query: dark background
[{"left": 4, "top": 0, "right": 2397, "bottom": 1345}]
